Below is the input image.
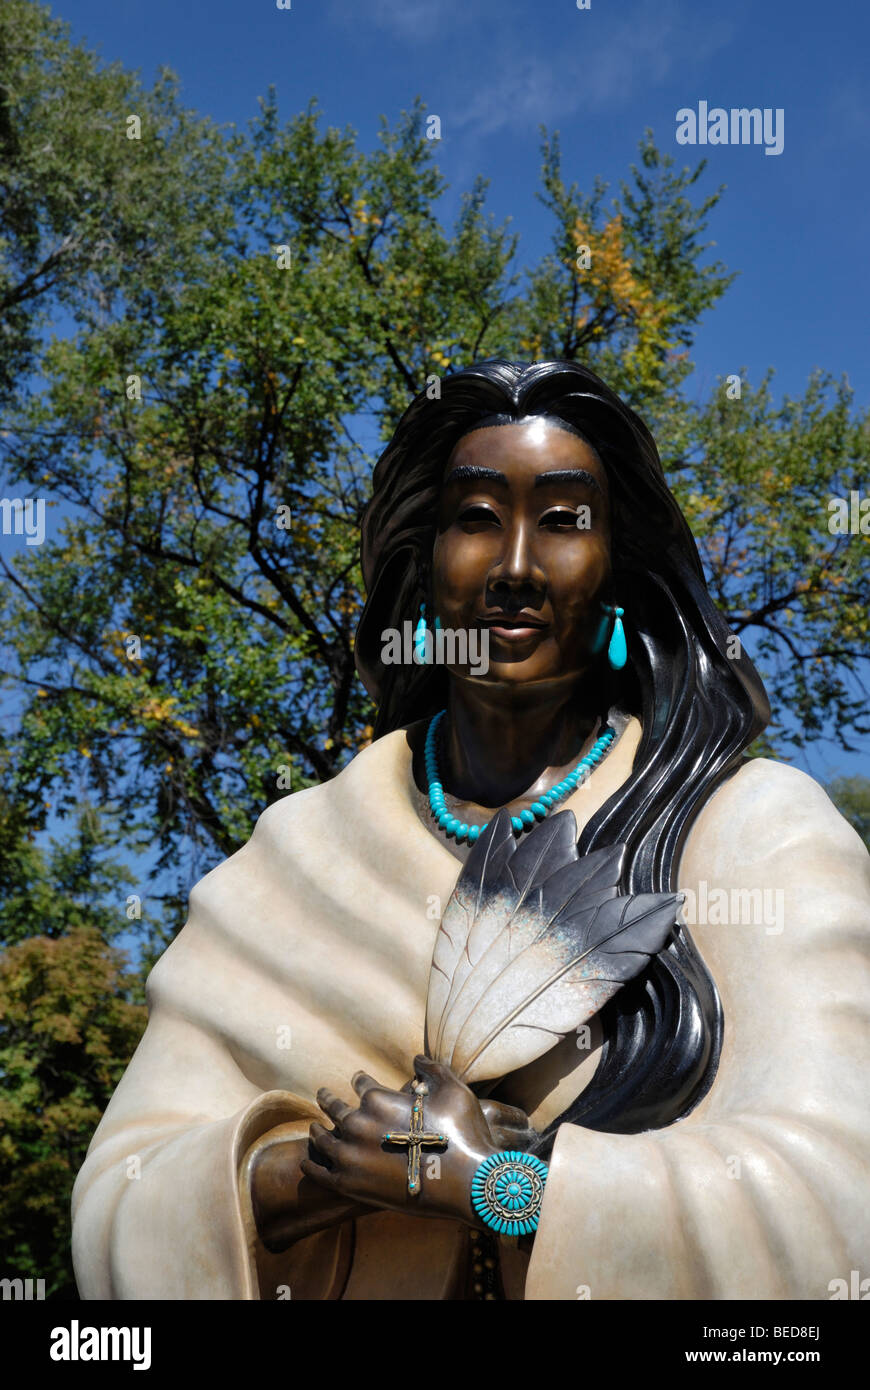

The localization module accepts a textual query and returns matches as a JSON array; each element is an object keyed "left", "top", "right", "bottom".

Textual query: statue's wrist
[
  {"left": 467, "top": 1148, "right": 550, "bottom": 1238},
  {"left": 451, "top": 1143, "right": 501, "bottom": 1228}
]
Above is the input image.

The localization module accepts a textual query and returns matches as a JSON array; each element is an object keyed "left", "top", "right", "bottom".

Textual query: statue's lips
[{"left": 478, "top": 616, "right": 549, "bottom": 642}]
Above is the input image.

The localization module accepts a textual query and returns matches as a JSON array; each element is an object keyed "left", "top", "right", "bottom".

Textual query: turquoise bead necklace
[{"left": 425, "top": 710, "right": 617, "bottom": 844}]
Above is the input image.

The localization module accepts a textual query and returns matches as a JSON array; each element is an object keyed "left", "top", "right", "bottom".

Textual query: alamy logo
[
  {"left": 0, "top": 1276, "right": 45, "bottom": 1299},
  {"left": 676, "top": 102, "right": 784, "bottom": 156},
  {"left": 828, "top": 1270, "right": 870, "bottom": 1299},
  {"left": 680, "top": 881, "right": 785, "bottom": 935},
  {"left": 49, "top": 1320, "right": 152, "bottom": 1370},
  {"left": 0, "top": 496, "right": 45, "bottom": 545},
  {"left": 827, "top": 490, "right": 870, "bottom": 534},
  {"left": 380, "top": 621, "right": 489, "bottom": 676}
]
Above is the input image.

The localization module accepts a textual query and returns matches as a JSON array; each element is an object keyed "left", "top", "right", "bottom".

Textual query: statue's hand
[
  {"left": 301, "top": 1054, "right": 530, "bottom": 1227},
  {"left": 478, "top": 1096, "right": 538, "bottom": 1153},
  {"left": 248, "top": 1129, "right": 373, "bottom": 1254}
]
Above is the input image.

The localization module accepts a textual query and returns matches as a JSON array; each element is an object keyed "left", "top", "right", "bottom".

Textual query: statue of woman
[{"left": 71, "top": 359, "right": 870, "bottom": 1300}]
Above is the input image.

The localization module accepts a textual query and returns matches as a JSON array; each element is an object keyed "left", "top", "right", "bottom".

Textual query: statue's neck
[{"left": 440, "top": 680, "right": 601, "bottom": 809}]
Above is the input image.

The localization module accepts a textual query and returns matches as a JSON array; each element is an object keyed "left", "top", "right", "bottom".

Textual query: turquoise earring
[
  {"left": 413, "top": 604, "right": 441, "bottom": 664},
  {"left": 605, "top": 605, "right": 627, "bottom": 670},
  {"left": 413, "top": 603, "right": 428, "bottom": 663},
  {"left": 593, "top": 602, "right": 627, "bottom": 669}
]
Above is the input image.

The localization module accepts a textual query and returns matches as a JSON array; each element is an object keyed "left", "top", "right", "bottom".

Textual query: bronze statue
[{"left": 72, "top": 360, "right": 870, "bottom": 1300}]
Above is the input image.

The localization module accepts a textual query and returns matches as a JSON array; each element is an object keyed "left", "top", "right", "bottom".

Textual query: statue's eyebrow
[
  {"left": 444, "top": 465, "right": 508, "bottom": 485},
  {"left": 534, "top": 468, "right": 603, "bottom": 494},
  {"left": 445, "top": 465, "right": 602, "bottom": 493}
]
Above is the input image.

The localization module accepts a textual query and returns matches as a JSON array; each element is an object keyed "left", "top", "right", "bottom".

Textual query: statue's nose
[{"left": 487, "top": 522, "right": 546, "bottom": 595}]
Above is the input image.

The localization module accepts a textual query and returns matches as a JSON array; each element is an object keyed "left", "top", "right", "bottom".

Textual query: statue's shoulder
[
  {"left": 148, "top": 729, "right": 417, "bottom": 1003},
  {"left": 249, "top": 725, "right": 418, "bottom": 840},
  {"left": 188, "top": 727, "right": 414, "bottom": 899},
  {"left": 702, "top": 755, "right": 848, "bottom": 825},
  {"left": 681, "top": 755, "right": 868, "bottom": 878}
]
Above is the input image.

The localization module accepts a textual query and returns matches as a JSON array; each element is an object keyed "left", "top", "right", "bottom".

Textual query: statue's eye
[
  {"left": 458, "top": 505, "right": 501, "bottom": 528},
  {"left": 540, "top": 508, "right": 581, "bottom": 529}
]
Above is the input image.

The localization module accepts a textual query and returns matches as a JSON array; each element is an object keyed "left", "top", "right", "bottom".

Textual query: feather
[
  {"left": 425, "top": 808, "right": 681, "bottom": 1083},
  {"left": 426, "top": 810, "right": 580, "bottom": 1058},
  {"left": 425, "top": 809, "right": 516, "bottom": 1057}
]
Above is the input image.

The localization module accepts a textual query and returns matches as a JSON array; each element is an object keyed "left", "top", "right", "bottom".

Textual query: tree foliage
[
  {"left": 0, "top": 0, "right": 865, "bottom": 906},
  {"left": 826, "top": 776, "right": 870, "bottom": 851},
  {"left": 3, "top": 8, "right": 805, "bottom": 890},
  {"left": 0, "top": 783, "right": 139, "bottom": 948},
  {"left": 674, "top": 372, "right": 868, "bottom": 751},
  {"left": 0, "top": 928, "right": 146, "bottom": 1297}
]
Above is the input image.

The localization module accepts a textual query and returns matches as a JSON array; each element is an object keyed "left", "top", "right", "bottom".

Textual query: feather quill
[{"left": 425, "top": 808, "right": 681, "bottom": 1083}]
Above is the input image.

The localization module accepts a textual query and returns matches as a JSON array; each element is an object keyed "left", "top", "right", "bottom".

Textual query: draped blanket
[{"left": 71, "top": 723, "right": 870, "bottom": 1299}]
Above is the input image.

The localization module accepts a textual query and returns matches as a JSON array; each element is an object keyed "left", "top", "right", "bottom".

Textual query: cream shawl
[{"left": 71, "top": 721, "right": 870, "bottom": 1299}]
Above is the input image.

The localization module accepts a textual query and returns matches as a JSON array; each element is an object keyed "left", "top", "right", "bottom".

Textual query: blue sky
[{"left": 59, "top": 0, "right": 870, "bottom": 413}]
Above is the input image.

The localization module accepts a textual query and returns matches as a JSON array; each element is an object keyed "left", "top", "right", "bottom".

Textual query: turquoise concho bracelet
[{"left": 471, "top": 1151, "right": 549, "bottom": 1237}]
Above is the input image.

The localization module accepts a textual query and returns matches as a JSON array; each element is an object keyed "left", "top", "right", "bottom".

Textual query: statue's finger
[
  {"left": 309, "top": 1120, "right": 341, "bottom": 1160},
  {"left": 413, "top": 1054, "right": 458, "bottom": 1086},
  {"left": 480, "top": 1098, "right": 531, "bottom": 1129},
  {"left": 316, "top": 1087, "right": 355, "bottom": 1127},
  {"left": 299, "top": 1157, "right": 341, "bottom": 1190},
  {"left": 491, "top": 1129, "right": 536, "bottom": 1153},
  {"left": 351, "top": 1070, "right": 386, "bottom": 1099}
]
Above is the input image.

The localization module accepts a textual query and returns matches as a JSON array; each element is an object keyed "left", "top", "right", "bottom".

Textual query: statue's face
[{"left": 432, "top": 418, "right": 611, "bottom": 691}]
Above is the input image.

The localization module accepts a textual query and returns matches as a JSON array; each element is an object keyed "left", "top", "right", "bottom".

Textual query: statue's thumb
[{"left": 413, "top": 1053, "right": 453, "bottom": 1083}]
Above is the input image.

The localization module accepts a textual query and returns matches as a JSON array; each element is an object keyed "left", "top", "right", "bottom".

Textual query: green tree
[
  {"left": 0, "top": 793, "right": 140, "bottom": 948},
  {"left": 826, "top": 776, "right": 870, "bottom": 851},
  {"left": 0, "top": 928, "right": 146, "bottom": 1297},
  {"left": 0, "top": 24, "right": 742, "bottom": 893},
  {"left": 0, "top": 0, "right": 232, "bottom": 408},
  {"left": 670, "top": 371, "right": 869, "bottom": 751},
  {"left": 515, "top": 128, "right": 735, "bottom": 413}
]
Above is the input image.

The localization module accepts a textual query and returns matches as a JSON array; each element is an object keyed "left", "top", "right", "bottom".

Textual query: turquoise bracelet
[{"left": 471, "top": 1151, "right": 549, "bottom": 1237}]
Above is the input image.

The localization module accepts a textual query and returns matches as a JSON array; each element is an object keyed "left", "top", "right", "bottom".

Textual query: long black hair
[{"left": 355, "top": 359, "right": 770, "bottom": 1148}]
